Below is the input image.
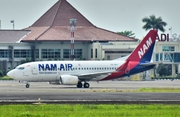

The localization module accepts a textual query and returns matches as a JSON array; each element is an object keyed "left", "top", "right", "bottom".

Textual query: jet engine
[{"left": 59, "top": 75, "right": 79, "bottom": 85}]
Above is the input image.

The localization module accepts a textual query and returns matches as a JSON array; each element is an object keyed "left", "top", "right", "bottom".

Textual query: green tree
[
  {"left": 142, "top": 14, "right": 167, "bottom": 32},
  {"left": 156, "top": 64, "right": 171, "bottom": 76},
  {"left": 116, "top": 30, "right": 135, "bottom": 38}
]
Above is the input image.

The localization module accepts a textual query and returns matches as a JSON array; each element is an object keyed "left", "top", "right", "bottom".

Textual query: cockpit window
[{"left": 17, "top": 67, "right": 25, "bottom": 70}]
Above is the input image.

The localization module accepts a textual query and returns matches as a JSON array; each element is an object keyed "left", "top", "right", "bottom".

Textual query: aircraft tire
[
  {"left": 26, "top": 84, "right": 30, "bottom": 88},
  {"left": 84, "top": 83, "right": 90, "bottom": 88},
  {"left": 77, "top": 82, "right": 82, "bottom": 88}
]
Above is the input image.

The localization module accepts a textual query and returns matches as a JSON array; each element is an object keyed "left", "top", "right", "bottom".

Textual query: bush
[
  {"left": 0, "top": 77, "right": 13, "bottom": 80},
  {"left": 176, "top": 73, "right": 180, "bottom": 79},
  {"left": 0, "top": 70, "right": 4, "bottom": 77}
]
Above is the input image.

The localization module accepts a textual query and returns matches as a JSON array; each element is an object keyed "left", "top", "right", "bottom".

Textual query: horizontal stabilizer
[{"left": 139, "top": 62, "right": 156, "bottom": 66}]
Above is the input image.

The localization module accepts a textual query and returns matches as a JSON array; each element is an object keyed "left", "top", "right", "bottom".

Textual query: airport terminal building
[{"left": 0, "top": 0, "right": 180, "bottom": 77}]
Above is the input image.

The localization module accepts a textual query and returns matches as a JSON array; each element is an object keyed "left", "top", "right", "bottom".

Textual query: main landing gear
[{"left": 77, "top": 81, "right": 90, "bottom": 88}]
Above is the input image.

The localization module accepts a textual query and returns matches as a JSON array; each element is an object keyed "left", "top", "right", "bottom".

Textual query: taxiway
[{"left": 0, "top": 80, "right": 180, "bottom": 104}]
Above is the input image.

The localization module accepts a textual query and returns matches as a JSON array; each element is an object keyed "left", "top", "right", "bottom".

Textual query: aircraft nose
[{"left": 7, "top": 70, "right": 14, "bottom": 78}]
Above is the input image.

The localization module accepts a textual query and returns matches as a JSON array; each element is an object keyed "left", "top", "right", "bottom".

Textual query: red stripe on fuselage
[{"left": 102, "top": 61, "right": 139, "bottom": 80}]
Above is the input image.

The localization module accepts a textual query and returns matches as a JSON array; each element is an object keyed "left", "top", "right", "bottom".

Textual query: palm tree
[
  {"left": 117, "top": 30, "right": 135, "bottom": 38},
  {"left": 142, "top": 15, "right": 167, "bottom": 32}
]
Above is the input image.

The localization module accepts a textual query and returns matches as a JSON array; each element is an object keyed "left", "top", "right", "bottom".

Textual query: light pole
[
  {"left": 70, "top": 19, "right": 77, "bottom": 60},
  {"left": 10, "top": 20, "right": 14, "bottom": 30}
]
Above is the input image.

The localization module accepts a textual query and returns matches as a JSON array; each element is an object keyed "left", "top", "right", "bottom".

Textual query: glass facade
[
  {"left": 63, "top": 49, "right": 70, "bottom": 58},
  {"left": 162, "top": 46, "right": 175, "bottom": 51},
  {"left": 74, "top": 49, "right": 82, "bottom": 58},
  {"left": 63, "top": 49, "right": 82, "bottom": 59},
  {"left": 41, "top": 49, "right": 61, "bottom": 59},
  {"left": 0, "top": 48, "right": 82, "bottom": 60},
  {"left": 14, "top": 49, "right": 31, "bottom": 58},
  {"left": 155, "top": 52, "right": 180, "bottom": 63}
]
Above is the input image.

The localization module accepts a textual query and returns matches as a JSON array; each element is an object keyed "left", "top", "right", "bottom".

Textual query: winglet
[{"left": 126, "top": 30, "right": 158, "bottom": 62}]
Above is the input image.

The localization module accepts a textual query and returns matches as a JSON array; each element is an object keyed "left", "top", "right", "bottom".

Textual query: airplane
[{"left": 7, "top": 30, "right": 158, "bottom": 88}]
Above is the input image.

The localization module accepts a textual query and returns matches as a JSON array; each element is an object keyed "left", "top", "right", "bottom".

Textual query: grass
[
  {"left": 137, "top": 88, "right": 180, "bottom": 92},
  {"left": 0, "top": 104, "right": 180, "bottom": 117},
  {"left": 0, "top": 76, "right": 13, "bottom": 80},
  {"left": 88, "top": 88, "right": 180, "bottom": 93}
]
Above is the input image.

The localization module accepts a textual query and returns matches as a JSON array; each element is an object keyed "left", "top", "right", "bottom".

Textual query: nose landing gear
[
  {"left": 25, "top": 83, "right": 30, "bottom": 88},
  {"left": 19, "top": 81, "right": 30, "bottom": 88}
]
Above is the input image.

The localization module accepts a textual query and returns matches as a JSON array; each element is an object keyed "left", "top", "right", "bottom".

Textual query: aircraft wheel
[
  {"left": 77, "top": 82, "right": 82, "bottom": 88},
  {"left": 84, "top": 82, "right": 90, "bottom": 88},
  {"left": 26, "top": 84, "right": 30, "bottom": 88}
]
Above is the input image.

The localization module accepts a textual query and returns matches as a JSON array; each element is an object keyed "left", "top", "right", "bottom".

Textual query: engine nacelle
[{"left": 59, "top": 75, "right": 79, "bottom": 85}]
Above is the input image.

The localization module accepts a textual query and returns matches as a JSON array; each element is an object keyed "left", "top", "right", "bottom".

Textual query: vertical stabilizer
[{"left": 126, "top": 30, "right": 158, "bottom": 62}]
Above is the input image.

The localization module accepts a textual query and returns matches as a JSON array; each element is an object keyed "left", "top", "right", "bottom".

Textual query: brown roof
[
  {"left": 0, "top": 30, "right": 30, "bottom": 43},
  {"left": 22, "top": 0, "right": 136, "bottom": 42}
]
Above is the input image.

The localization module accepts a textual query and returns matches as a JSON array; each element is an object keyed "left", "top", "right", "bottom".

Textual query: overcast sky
[{"left": 0, "top": 0, "right": 179, "bottom": 39}]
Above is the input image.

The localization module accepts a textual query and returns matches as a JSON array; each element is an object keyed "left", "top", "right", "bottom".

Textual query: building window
[
  {"left": 91, "top": 49, "right": 93, "bottom": 58},
  {"left": 63, "top": 49, "right": 82, "bottom": 59},
  {"left": 54, "top": 49, "right": 61, "bottom": 59},
  {"left": 74, "top": 49, "right": 82, "bottom": 59},
  {"left": 14, "top": 49, "right": 31, "bottom": 58},
  {"left": 63, "top": 49, "right": 70, "bottom": 58},
  {"left": 162, "top": 46, "right": 175, "bottom": 51},
  {"left": 95, "top": 49, "right": 97, "bottom": 58},
  {"left": 0, "top": 50, "right": 9, "bottom": 58},
  {"left": 107, "top": 55, "right": 110, "bottom": 60},
  {"left": 155, "top": 53, "right": 159, "bottom": 61},
  {"left": 41, "top": 49, "right": 61, "bottom": 59},
  {"left": 41, "top": 49, "right": 48, "bottom": 58},
  {"left": 47, "top": 49, "right": 54, "bottom": 58}
]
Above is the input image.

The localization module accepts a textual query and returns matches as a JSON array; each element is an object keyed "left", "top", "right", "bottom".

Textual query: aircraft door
[
  {"left": 32, "top": 64, "right": 37, "bottom": 75},
  {"left": 23, "top": 66, "right": 31, "bottom": 76}
]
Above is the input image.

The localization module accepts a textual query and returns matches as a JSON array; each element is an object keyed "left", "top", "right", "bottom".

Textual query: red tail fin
[{"left": 126, "top": 30, "right": 158, "bottom": 62}]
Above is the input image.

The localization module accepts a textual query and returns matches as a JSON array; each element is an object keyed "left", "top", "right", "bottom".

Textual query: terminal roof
[{"left": 22, "top": 0, "right": 136, "bottom": 42}]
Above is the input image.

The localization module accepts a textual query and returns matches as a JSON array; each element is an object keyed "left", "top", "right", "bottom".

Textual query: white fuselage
[{"left": 9, "top": 60, "right": 124, "bottom": 82}]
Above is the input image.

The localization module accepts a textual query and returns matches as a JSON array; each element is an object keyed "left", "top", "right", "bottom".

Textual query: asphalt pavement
[{"left": 0, "top": 80, "right": 180, "bottom": 104}]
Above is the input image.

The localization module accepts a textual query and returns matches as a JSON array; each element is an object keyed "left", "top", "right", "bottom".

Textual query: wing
[{"left": 76, "top": 70, "right": 114, "bottom": 81}]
